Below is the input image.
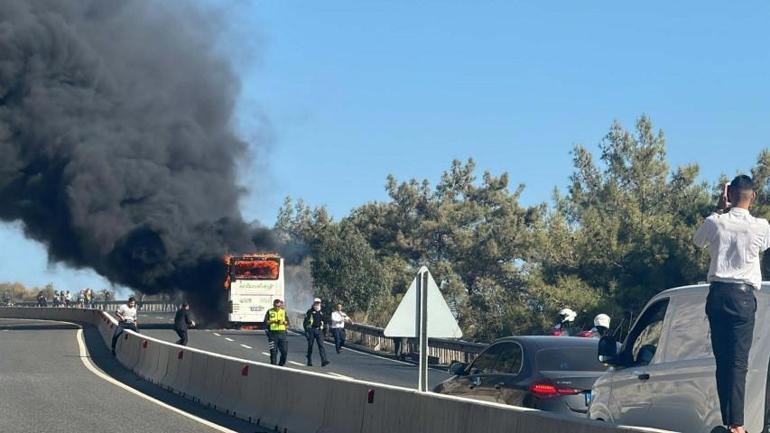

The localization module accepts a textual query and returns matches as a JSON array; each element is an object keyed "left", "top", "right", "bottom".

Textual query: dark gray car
[{"left": 433, "top": 336, "right": 607, "bottom": 417}]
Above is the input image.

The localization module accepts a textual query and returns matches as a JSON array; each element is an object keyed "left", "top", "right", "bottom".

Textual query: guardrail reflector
[
  {"left": 124, "top": 334, "right": 129, "bottom": 340},
  {"left": 142, "top": 340, "right": 148, "bottom": 349},
  {"left": 367, "top": 389, "right": 375, "bottom": 404},
  {"left": 241, "top": 365, "right": 249, "bottom": 376},
  {"left": 177, "top": 350, "right": 184, "bottom": 360}
]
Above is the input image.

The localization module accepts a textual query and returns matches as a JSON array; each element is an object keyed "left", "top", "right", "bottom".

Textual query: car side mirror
[
  {"left": 598, "top": 336, "right": 621, "bottom": 365},
  {"left": 449, "top": 361, "right": 468, "bottom": 376}
]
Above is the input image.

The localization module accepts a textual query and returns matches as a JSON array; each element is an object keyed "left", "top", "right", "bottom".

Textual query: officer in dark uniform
[
  {"left": 173, "top": 303, "right": 195, "bottom": 346},
  {"left": 303, "top": 298, "right": 329, "bottom": 367},
  {"left": 264, "top": 298, "right": 289, "bottom": 366}
]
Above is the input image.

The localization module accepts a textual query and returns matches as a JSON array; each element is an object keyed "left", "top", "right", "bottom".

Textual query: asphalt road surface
[
  {"left": 135, "top": 312, "right": 452, "bottom": 389},
  {"left": 0, "top": 318, "right": 266, "bottom": 433}
]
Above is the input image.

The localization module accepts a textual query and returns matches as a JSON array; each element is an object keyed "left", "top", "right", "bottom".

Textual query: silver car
[{"left": 589, "top": 282, "right": 770, "bottom": 433}]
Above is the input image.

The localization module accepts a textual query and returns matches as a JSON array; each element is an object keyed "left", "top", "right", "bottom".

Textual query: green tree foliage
[
  {"left": 276, "top": 116, "right": 770, "bottom": 341},
  {"left": 534, "top": 117, "right": 714, "bottom": 332}
]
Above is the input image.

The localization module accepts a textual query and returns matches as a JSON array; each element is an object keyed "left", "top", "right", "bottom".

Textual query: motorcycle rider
[
  {"left": 551, "top": 308, "right": 577, "bottom": 336},
  {"left": 589, "top": 314, "right": 611, "bottom": 338}
]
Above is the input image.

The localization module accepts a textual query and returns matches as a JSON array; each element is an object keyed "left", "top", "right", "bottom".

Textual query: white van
[{"left": 588, "top": 282, "right": 769, "bottom": 433}]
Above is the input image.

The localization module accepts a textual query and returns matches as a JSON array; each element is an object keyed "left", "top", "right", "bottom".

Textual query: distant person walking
[
  {"left": 84, "top": 288, "right": 93, "bottom": 309},
  {"left": 264, "top": 299, "right": 289, "bottom": 366},
  {"left": 36, "top": 291, "right": 47, "bottom": 307},
  {"left": 303, "top": 298, "right": 329, "bottom": 367},
  {"left": 111, "top": 297, "right": 139, "bottom": 356},
  {"left": 694, "top": 175, "right": 769, "bottom": 433},
  {"left": 173, "top": 303, "right": 195, "bottom": 346},
  {"left": 330, "top": 303, "right": 352, "bottom": 354}
]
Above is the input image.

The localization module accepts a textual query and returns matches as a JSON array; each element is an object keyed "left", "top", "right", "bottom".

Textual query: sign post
[{"left": 384, "top": 267, "right": 462, "bottom": 391}]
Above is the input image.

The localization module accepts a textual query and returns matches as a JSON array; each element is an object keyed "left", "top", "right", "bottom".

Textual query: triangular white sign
[{"left": 383, "top": 267, "right": 463, "bottom": 338}]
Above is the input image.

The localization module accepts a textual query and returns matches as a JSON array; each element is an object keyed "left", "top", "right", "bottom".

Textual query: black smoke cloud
[{"left": 0, "top": 1, "right": 281, "bottom": 320}]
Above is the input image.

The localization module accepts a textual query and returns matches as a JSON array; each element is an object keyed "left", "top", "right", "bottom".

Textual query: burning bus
[{"left": 223, "top": 253, "right": 285, "bottom": 326}]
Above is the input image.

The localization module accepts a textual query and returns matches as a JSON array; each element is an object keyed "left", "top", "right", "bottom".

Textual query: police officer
[
  {"left": 263, "top": 299, "right": 289, "bottom": 366},
  {"left": 551, "top": 308, "right": 577, "bottom": 336},
  {"left": 590, "top": 314, "right": 611, "bottom": 338},
  {"left": 303, "top": 298, "right": 329, "bottom": 367}
]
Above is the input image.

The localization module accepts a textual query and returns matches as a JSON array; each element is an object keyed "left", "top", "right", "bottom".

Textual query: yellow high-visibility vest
[{"left": 268, "top": 308, "right": 287, "bottom": 331}]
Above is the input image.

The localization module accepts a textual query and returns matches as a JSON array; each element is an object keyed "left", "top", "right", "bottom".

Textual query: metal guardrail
[
  {"left": 10, "top": 300, "right": 178, "bottom": 313},
  {"left": 288, "top": 311, "right": 486, "bottom": 365}
]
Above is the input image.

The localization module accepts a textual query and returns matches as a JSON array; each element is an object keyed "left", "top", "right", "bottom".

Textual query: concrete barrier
[
  {"left": 165, "top": 346, "right": 195, "bottom": 397},
  {"left": 134, "top": 338, "right": 160, "bottom": 380},
  {"left": 211, "top": 359, "right": 250, "bottom": 419},
  {"left": 146, "top": 341, "right": 170, "bottom": 385},
  {"left": 0, "top": 307, "right": 676, "bottom": 433}
]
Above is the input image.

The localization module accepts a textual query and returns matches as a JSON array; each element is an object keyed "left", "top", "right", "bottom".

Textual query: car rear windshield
[{"left": 536, "top": 347, "right": 606, "bottom": 372}]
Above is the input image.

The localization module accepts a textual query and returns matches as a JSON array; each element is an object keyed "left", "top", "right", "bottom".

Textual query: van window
[
  {"left": 468, "top": 342, "right": 523, "bottom": 375},
  {"left": 665, "top": 293, "right": 711, "bottom": 362},
  {"left": 623, "top": 299, "right": 669, "bottom": 366}
]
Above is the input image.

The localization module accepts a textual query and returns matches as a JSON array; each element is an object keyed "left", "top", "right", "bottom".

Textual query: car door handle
[{"left": 637, "top": 373, "right": 650, "bottom": 381}]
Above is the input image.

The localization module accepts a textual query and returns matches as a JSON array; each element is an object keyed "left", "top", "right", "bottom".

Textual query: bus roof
[{"left": 225, "top": 253, "right": 281, "bottom": 261}]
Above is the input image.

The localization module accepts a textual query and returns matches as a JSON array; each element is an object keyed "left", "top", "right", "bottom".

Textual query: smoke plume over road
[{"left": 0, "top": 1, "right": 278, "bottom": 319}]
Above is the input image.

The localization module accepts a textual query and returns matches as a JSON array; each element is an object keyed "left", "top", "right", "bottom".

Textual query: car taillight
[{"left": 529, "top": 383, "right": 581, "bottom": 398}]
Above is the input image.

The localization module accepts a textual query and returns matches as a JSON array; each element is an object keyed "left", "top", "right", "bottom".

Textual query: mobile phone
[{"left": 722, "top": 183, "right": 732, "bottom": 208}]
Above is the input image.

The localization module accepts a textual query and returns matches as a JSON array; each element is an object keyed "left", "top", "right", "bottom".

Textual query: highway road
[
  {"left": 0, "top": 318, "right": 267, "bottom": 433},
  {"left": 133, "top": 312, "right": 452, "bottom": 389}
]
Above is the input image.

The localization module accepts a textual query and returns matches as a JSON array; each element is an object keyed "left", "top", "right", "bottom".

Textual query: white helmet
[
  {"left": 558, "top": 308, "right": 577, "bottom": 323},
  {"left": 594, "top": 313, "right": 611, "bottom": 329}
]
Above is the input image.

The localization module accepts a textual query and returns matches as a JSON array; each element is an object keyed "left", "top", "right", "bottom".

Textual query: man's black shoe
[
  {"left": 321, "top": 360, "right": 330, "bottom": 367},
  {"left": 307, "top": 361, "right": 313, "bottom": 366}
]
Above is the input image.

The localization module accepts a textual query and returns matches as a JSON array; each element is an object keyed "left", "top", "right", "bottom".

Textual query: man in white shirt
[
  {"left": 330, "top": 303, "right": 352, "bottom": 354},
  {"left": 111, "top": 297, "right": 139, "bottom": 356},
  {"left": 694, "top": 175, "right": 770, "bottom": 433}
]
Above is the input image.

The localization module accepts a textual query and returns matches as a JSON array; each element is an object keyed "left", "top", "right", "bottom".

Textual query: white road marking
[
  {"left": 213, "top": 332, "right": 221, "bottom": 337},
  {"left": 68, "top": 322, "right": 238, "bottom": 433},
  {"left": 240, "top": 344, "right": 252, "bottom": 349},
  {"left": 288, "top": 361, "right": 304, "bottom": 366},
  {"left": 328, "top": 372, "right": 354, "bottom": 380},
  {"left": 261, "top": 352, "right": 270, "bottom": 356},
  {"left": 225, "top": 337, "right": 234, "bottom": 342}
]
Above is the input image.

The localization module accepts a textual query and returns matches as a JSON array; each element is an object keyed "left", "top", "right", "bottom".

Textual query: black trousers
[
  {"left": 306, "top": 328, "right": 327, "bottom": 363},
  {"left": 706, "top": 282, "right": 757, "bottom": 427},
  {"left": 332, "top": 328, "right": 346, "bottom": 352},
  {"left": 267, "top": 331, "right": 288, "bottom": 366},
  {"left": 111, "top": 322, "right": 139, "bottom": 353},
  {"left": 174, "top": 329, "right": 188, "bottom": 346}
]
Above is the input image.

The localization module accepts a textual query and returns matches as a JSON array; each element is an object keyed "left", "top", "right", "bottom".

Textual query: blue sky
[{"left": 2, "top": 1, "right": 769, "bottom": 291}]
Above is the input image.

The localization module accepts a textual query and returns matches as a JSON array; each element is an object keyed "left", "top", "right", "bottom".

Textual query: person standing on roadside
[
  {"left": 694, "top": 175, "right": 769, "bottom": 433},
  {"left": 330, "top": 303, "right": 352, "bottom": 354},
  {"left": 173, "top": 303, "right": 195, "bottom": 346},
  {"left": 264, "top": 299, "right": 289, "bottom": 366},
  {"left": 303, "top": 298, "right": 329, "bottom": 367},
  {"left": 111, "top": 297, "right": 139, "bottom": 356}
]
